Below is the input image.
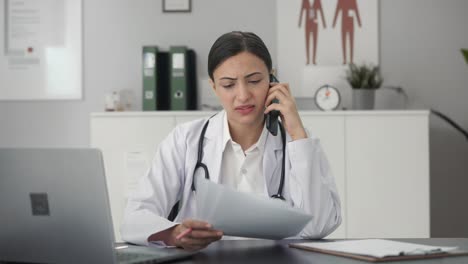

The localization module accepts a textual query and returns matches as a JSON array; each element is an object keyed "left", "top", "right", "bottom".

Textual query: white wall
[{"left": 1, "top": 0, "right": 467, "bottom": 237}]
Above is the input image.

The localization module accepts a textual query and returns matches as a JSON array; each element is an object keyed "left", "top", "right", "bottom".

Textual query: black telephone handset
[{"left": 266, "top": 74, "right": 280, "bottom": 136}]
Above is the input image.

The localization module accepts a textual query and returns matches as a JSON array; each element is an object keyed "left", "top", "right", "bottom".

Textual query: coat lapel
[
  {"left": 263, "top": 131, "right": 283, "bottom": 196},
  {"left": 202, "top": 111, "right": 225, "bottom": 184}
]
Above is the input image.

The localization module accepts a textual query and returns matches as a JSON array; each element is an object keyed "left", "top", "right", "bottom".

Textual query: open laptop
[{"left": 0, "top": 148, "right": 194, "bottom": 264}]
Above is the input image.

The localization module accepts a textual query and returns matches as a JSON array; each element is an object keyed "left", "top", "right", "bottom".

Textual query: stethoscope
[{"left": 191, "top": 115, "right": 287, "bottom": 200}]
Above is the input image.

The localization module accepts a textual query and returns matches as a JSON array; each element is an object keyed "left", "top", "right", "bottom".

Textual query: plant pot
[{"left": 352, "top": 89, "right": 375, "bottom": 110}]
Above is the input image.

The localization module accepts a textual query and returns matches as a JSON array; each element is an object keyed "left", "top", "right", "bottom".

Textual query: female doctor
[{"left": 121, "top": 31, "right": 341, "bottom": 251}]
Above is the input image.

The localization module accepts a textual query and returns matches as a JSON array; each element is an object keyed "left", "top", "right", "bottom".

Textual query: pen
[{"left": 176, "top": 228, "right": 192, "bottom": 240}]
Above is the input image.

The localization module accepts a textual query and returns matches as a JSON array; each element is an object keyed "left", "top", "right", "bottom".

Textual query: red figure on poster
[
  {"left": 298, "top": 0, "right": 326, "bottom": 65},
  {"left": 332, "top": 0, "right": 362, "bottom": 64}
]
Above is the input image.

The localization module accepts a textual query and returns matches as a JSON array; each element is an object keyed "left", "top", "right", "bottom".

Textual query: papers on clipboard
[
  {"left": 194, "top": 176, "right": 312, "bottom": 240},
  {"left": 290, "top": 239, "right": 468, "bottom": 262}
]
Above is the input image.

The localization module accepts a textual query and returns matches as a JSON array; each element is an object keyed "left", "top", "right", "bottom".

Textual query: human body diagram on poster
[{"left": 298, "top": 0, "right": 362, "bottom": 65}]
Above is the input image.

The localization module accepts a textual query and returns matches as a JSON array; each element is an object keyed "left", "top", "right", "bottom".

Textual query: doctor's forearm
[
  {"left": 287, "top": 138, "right": 342, "bottom": 238},
  {"left": 148, "top": 225, "right": 178, "bottom": 246},
  {"left": 300, "top": 187, "right": 341, "bottom": 238}
]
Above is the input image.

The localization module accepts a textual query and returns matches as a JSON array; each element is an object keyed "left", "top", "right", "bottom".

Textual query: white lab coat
[{"left": 121, "top": 111, "right": 342, "bottom": 245}]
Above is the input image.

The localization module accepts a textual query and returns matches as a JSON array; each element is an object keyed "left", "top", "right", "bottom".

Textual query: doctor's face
[{"left": 210, "top": 52, "right": 270, "bottom": 128}]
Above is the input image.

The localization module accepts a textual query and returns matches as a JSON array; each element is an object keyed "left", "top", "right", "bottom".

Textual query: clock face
[{"left": 314, "top": 85, "right": 341, "bottom": 111}]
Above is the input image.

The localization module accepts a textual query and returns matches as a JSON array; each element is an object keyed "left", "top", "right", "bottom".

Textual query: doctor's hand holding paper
[{"left": 121, "top": 31, "right": 342, "bottom": 251}]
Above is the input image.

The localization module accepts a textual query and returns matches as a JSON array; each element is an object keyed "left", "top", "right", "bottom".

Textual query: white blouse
[{"left": 219, "top": 114, "right": 269, "bottom": 196}]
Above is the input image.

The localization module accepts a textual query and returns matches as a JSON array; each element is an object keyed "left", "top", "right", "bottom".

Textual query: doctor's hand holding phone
[
  {"left": 265, "top": 74, "right": 307, "bottom": 141},
  {"left": 120, "top": 31, "right": 342, "bottom": 251}
]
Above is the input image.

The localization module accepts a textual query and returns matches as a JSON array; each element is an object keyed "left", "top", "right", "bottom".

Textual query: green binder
[
  {"left": 169, "top": 46, "right": 189, "bottom": 110},
  {"left": 142, "top": 46, "right": 158, "bottom": 111}
]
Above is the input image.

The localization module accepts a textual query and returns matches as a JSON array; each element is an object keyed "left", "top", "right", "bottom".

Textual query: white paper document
[
  {"left": 194, "top": 176, "right": 312, "bottom": 240},
  {"left": 291, "top": 239, "right": 459, "bottom": 258}
]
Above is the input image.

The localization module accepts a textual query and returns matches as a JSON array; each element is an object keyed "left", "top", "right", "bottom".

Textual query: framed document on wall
[{"left": 0, "top": 0, "right": 82, "bottom": 100}]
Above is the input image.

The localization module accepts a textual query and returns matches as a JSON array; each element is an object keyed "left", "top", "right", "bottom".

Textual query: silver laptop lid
[{"left": 0, "top": 148, "right": 116, "bottom": 264}]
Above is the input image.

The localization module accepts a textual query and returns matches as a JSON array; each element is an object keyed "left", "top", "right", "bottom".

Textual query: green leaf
[{"left": 462, "top": 49, "right": 468, "bottom": 64}]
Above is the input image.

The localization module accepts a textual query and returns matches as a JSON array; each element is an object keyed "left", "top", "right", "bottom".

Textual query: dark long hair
[{"left": 208, "top": 31, "right": 272, "bottom": 80}]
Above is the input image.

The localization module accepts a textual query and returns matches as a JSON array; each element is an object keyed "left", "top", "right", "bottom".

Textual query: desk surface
[{"left": 176, "top": 238, "right": 468, "bottom": 264}]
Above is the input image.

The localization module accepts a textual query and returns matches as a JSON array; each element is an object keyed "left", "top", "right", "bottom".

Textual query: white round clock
[{"left": 314, "top": 85, "right": 341, "bottom": 111}]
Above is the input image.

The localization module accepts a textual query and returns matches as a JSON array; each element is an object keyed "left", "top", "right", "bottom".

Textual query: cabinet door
[
  {"left": 90, "top": 115, "right": 176, "bottom": 242},
  {"left": 346, "top": 114, "right": 430, "bottom": 238},
  {"left": 300, "top": 113, "right": 346, "bottom": 238}
]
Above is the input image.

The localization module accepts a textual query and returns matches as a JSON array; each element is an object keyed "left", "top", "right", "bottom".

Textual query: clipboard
[{"left": 289, "top": 242, "right": 468, "bottom": 262}]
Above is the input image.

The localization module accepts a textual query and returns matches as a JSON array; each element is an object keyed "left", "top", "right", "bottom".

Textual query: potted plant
[{"left": 345, "top": 63, "right": 383, "bottom": 110}]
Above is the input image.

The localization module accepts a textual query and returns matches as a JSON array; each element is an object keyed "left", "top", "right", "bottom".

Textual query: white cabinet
[
  {"left": 345, "top": 113, "right": 430, "bottom": 238},
  {"left": 90, "top": 110, "right": 429, "bottom": 242}
]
